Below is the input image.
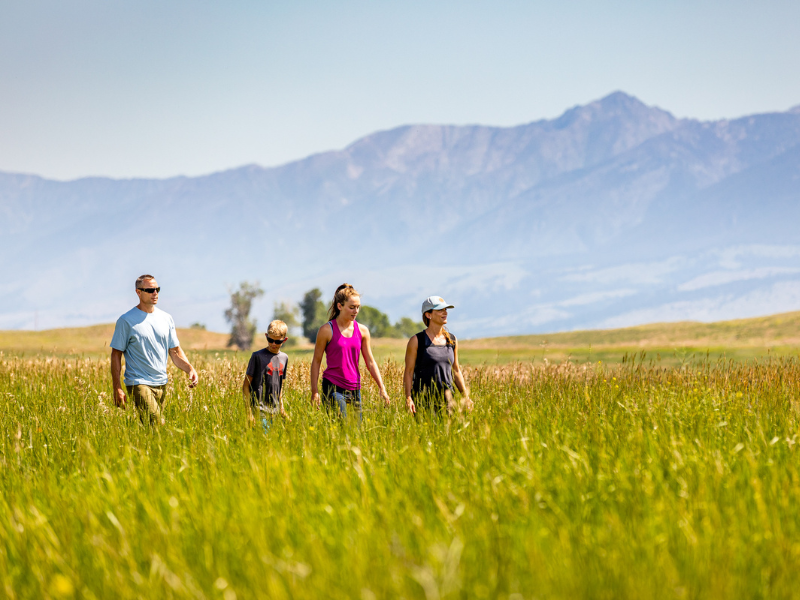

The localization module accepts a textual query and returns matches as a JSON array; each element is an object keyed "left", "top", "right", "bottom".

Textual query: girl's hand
[
  {"left": 311, "top": 392, "right": 321, "bottom": 409},
  {"left": 380, "top": 389, "right": 391, "bottom": 406},
  {"left": 405, "top": 397, "right": 416, "bottom": 415}
]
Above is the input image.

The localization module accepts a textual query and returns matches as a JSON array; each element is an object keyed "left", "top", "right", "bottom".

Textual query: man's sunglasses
[
  {"left": 137, "top": 287, "right": 161, "bottom": 294},
  {"left": 267, "top": 336, "right": 286, "bottom": 345}
]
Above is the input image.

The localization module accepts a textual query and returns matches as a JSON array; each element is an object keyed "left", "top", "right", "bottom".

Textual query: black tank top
[{"left": 412, "top": 330, "right": 456, "bottom": 396}]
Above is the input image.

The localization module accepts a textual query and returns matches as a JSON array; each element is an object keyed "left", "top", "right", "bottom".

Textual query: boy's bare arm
[
  {"left": 279, "top": 389, "right": 290, "bottom": 420},
  {"left": 242, "top": 375, "right": 255, "bottom": 422}
]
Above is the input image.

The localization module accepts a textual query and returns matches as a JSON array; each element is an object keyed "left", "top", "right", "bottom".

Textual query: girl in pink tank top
[
  {"left": 310, "top": 283, "right": 391, "bottom": 419},
  {"left": 324, "top": 317, "right": 362, "bottom": 390}
]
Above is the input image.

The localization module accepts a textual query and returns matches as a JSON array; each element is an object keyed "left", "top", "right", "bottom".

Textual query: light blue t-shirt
[{"left": 110, "top": 307, "right": 180, "bottom": 386}]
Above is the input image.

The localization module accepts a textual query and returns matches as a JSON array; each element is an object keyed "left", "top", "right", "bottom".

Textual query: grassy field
[
  {"left": 3, "top": 310, "right": 800, "bottom": 366},
  {"left": 2, "top": 352, "right": 800, "bottom": 598}
]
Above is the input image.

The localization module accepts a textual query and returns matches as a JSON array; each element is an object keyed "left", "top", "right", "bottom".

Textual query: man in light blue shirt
[{"left": 111, "top": 274, "right": 199, "bottom": 424}]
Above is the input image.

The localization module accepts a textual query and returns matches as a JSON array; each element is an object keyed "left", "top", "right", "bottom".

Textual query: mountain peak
[
  {"left": 597, "top": 90, "right": 648, "bottom": 109},
  {"left": 551, "top": 92, "right": 676, "bottom": 133}
]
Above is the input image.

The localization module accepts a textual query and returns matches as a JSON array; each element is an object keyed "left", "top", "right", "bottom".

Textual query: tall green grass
[{"left": 1, "top": 352, "right": 800, "bottom": 599}]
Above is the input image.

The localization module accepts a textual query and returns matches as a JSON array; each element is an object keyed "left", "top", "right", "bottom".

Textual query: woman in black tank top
[{"left": 403, "top": 295, "right": 472, "bottom": 415}]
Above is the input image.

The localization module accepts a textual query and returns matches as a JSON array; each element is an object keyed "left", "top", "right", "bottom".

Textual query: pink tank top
[{"left": 323, "top": 319, "right": 362, "bottom": 390}]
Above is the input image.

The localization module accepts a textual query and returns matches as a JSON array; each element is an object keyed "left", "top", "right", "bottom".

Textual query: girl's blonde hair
[{"left": 327, "top": 283, "right": 360, "bottom": 321}]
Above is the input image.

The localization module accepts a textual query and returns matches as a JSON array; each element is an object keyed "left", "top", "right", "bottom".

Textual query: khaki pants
[{"left": 126, "top": 384, "right": 167, "bottom": 425}]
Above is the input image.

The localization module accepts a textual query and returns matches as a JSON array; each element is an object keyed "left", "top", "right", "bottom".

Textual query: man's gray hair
[{"left": 135, "top": 274, "right": 156, "bottom": 289}]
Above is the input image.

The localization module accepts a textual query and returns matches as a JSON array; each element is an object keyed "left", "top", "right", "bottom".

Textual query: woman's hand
[
  {"left": 405, "top": 396, "right": 416, "bottom": 415},
  {"left": 380, "top": 388, "right": 391, "bottom": 406},
  {"left": 461, "top": 395, "right": 474, "bottom": 412},
  {"left": 311, "top": 391, "right": 321, "bottom": 409}
]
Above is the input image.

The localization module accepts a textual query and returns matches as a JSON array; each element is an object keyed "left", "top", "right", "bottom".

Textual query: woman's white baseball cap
[{"left": 421, "top": 296, "right": 455, "bottom": 315}]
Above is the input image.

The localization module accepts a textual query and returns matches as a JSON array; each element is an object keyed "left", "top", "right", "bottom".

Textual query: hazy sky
[{"left": 1, "top": 0, "right": 798, "bottom": 180}]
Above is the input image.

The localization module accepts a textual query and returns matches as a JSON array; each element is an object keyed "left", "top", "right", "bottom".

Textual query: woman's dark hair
[
  {"left": 328, "top": 283, "right": 360, "bottom": 321},
  {"left": 423, "top": 311, "right": 454, "bottom": 346}
]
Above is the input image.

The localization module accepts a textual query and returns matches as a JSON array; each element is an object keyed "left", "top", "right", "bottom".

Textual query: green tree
[
  {"left": 224, "top": 281, "right": 264, "bottom": 350},
  {"left": 357, "top": 305, "right": 393, "bottom": 338},
  {"left": 272, "top": 301, "right": 301, "bottom": 346},
  {"left": 356, "top": 307, "right": 422, "bottom": 338},
  {"left": 272, "top": 301, "right": 300, "bottom": 331},
  {"left": 300, "top": 288, "right": 327, "bottom": 343},
  {"left": 392, "top": 316, "right": 423, "bottom": 338}
]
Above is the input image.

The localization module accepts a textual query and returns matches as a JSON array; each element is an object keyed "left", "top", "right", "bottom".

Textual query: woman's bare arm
[
  {"left": 360, "top": 324, "right": 390, "bottom": 405},
  {"left": 452, "top": 341, "right": 472, "bottom": 410},
  {"left": 403, "top": 335, "right": 418, "bottom": 414},
  {"left": 310, "top": 324, "right": 332, "bottom": 407}
]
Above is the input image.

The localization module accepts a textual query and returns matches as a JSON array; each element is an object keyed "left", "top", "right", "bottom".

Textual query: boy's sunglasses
[
  {"left": 138, "top": 287, "right": 161, "bottom": 294},
  {"left": 267, "top": 337, "right": 286, "bottom": 345}
]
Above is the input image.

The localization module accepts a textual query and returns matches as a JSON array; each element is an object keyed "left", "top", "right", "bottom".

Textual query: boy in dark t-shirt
[{"left": 242, "top": 320, "right": 290, "bottom": 431}]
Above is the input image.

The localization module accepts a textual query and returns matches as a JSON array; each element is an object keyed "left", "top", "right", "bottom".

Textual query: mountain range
[{"left": 2, "top": 91, "right": 800, "bottom": 338}]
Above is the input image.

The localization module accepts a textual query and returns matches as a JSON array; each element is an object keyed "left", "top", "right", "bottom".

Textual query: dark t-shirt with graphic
[{"left": 245, "top": 349, "right": 289, "bottom": 414}]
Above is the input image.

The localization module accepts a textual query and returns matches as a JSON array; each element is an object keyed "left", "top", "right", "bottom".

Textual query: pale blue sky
[{"left": 1, "top": 0, "right": 798, "bottom": 180}]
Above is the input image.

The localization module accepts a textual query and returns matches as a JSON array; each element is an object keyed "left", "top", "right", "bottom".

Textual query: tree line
[{"left": 224, "top": 282, "right": 422, "bottom": 350}]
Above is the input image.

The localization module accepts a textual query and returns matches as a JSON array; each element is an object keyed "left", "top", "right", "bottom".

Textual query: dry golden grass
[
  {"left": 459, "top": 310, "right": 800, "bottom": 350},
  {"left": 0, "top": 324, "right": 230, "bottom": 355}
]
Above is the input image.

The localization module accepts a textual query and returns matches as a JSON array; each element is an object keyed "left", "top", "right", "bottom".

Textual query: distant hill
[
  {"left": 460, "top": 310, "right": 800, "bottom": 349},
  {"left": 3, "top": 311, "right": 800, "bottom": 365},
  {"left": 2, "top": 91, "right": 799, "bottom": 336}
]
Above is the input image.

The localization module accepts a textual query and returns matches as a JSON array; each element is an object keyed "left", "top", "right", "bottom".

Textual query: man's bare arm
[
  {"left": 169, "top": 346, "right": 199, "bottom": 387},
  {"left": 111, "top": 349, "right": 127, "bottom": 408}
]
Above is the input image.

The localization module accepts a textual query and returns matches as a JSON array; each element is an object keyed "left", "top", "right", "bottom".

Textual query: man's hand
[
  {"left": 114, "top": 388, "right": 127, "bottom": 408},
  {"left": 169, "top": 346, "right": 198, "bottom": 388},
  {"left": 311, "top": 392, "right": 321, "bottom": 409}
]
